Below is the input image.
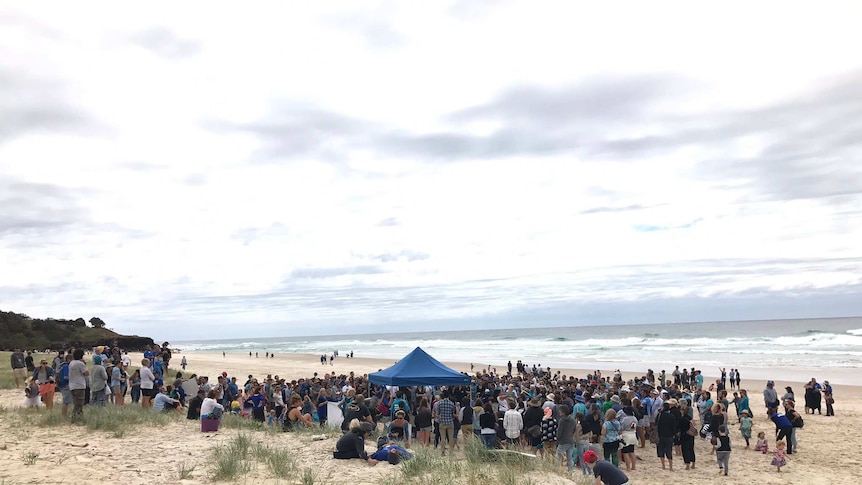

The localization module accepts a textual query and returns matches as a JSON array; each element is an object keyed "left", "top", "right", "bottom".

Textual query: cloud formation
[{"left": 1, "top": 2, "right": 861, "bottom": 339}]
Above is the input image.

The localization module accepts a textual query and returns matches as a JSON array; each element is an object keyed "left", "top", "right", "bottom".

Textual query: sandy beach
[{"left": 0, "top": 351, "right": 858, "bottom": 484}]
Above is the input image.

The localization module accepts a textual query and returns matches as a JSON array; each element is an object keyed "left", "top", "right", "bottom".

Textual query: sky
[{"left": 2, "top": 1, "right": 862, "bottom": 340}]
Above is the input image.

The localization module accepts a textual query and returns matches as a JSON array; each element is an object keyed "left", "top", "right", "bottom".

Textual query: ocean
[{"left": 174, "top": 317, "right": 862, "bottom": 384}]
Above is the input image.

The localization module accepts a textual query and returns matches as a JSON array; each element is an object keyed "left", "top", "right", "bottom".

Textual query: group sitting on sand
[{"left": 11, "top": 345, "right": 836, "bottom": 481}]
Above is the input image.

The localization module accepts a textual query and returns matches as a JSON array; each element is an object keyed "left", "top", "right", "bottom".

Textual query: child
[
  {"left": 754, "top": 431, "right": 769, "bottom": 454},
  {"left": 715, "top": 425, "right": 731, "bottom": 476},
  {"left": 771, "top": 440, "right": 787, "bottom": 472},
  {"left": 267, "top": 409, "right": 276, "bottom": 427},
  {"left": 739, "top": 410, "right": 753, "bottom": 448}
]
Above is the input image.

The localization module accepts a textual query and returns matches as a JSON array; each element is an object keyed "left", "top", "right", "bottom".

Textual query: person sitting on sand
[
  {"left": 201, "top": 389, "right": 224, "bottom": 420},
  {"left": 187, "top": 389, "right": 206, "bottom": 420},
  {"left": 153, "top": 386, "right": 183, "bottom": 413},
  {"left": 333, "top": 419, "right": 378, "bottom": 465},
  {"left": 387, "top": 409, "right": 411, "bottom": 448},
  {"left": 285, "top": 394, "right": 314, "bottom": 429}
]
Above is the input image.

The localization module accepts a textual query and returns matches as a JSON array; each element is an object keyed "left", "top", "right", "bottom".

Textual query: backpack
[
  {"left": 791, "top": 411, "right": 804, "bottom": 428},
  {"left": 58, "top": 363, "right": 70, "bottom": 388}
]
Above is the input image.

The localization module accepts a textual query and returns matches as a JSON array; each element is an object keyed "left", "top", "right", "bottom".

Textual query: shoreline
[{"left": 177, "top": 350, "right": 861, "bottom": 388}]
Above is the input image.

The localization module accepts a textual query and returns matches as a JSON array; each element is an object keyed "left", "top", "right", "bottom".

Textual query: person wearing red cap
[{"left": 582, "top": 449, "right": 629, "bottom": 485}]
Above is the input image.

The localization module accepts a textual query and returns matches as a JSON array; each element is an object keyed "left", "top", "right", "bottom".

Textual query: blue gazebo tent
[{"left": 368, "top": 347, "right": 471, "bottom": 387}]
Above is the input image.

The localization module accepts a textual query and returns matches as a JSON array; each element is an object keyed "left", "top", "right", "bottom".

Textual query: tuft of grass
[
  {"left": 209, "top": 433, "right": 257, "bottom": 481},
  {"left": 219, "top": 413, "right": 266, "bottom": 432},
  {"left": 23, "top": 404, "right": 174, "bottom": 438},
  {"left": 254, "top": 443, "right": 297, "bottom": 478},
  {"left": 176, "top": 461, "right": 196, "bottom": 480},
  {"left": 22, "top": 451, "right": 39, "bottom": 465},
  {"left": 301, "top": 467, "right": 316, "bottom": 485}
]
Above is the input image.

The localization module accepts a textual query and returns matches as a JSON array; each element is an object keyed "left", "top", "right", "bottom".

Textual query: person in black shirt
[
  {"left": 655, "top": 403, "right": 678, "bottom": 471},
  {"left": 715, "top": 425, "right": 731, "bottom": 475},
  {"left": 187, "top": 390, "right": 205, "bottom": 420},
  {"left": 334, "top": 421, "right": 378, "bottom": 465}
]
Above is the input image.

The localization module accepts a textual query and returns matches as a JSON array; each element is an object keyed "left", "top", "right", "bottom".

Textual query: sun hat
[
  {"left": 546, "top": 393, "right": 555, "bottom": 401},
  {"left": 582, "top": 450, "right": 599, "bottom": 464},
  {"left": 610, "top": 395, "right": 621, "bottom": 404},
  {"left": 667, "top": 398, "right": 679, "bottom": 406}
]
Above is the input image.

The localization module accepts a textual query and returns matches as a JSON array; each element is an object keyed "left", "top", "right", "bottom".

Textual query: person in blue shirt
[{"left": 769, "top": 409, "right": 794, "bottom": 455}]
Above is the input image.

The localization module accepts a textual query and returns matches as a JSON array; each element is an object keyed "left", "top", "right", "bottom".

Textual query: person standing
[
  {"left": 434, "top": 390, "right": 458, "bottom": 455},
  {"left": 68, "top": 349, "right": 89, "bottom": 419},
  {"left": 556, "top": 404, "right": 577, "bottom": 473},
  {"left": 140, "top": 358, "right": 156, "bottom": 410},
  {"left": 33, "top": 359, "right": 55, "bottom": 409},
  {"left": 90, "top": 356, "right": 108, "bottom": 407},
  {"left": 181, "top": 355, "right": 187, "bottom": 370},
  {"left": 10, "top": 349, "right": 27, "bottom": 388},
  {"left": 763, "top": 381, "right": 779, "bottom": 410},
  {"left": 823, "top": 380, "right": 834, "bottom": 416}
]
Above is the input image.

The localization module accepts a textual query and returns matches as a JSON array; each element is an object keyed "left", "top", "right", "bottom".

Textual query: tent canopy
[{"left": 368, "top": 347, "right": 471, "bottom": 387}]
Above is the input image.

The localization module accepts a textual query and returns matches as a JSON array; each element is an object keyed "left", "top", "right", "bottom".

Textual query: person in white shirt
[
  {"left": 140, "top": 358, "right": 156, "bottom": 411},
  {"left": 201, "top": 390, "right": 225, "bottom": 419},
  {"left": 503, "top": 400, "right": 523, "bottom": 445}
]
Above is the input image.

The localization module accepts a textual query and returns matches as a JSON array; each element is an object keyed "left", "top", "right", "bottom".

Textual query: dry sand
[{"left": 0, "top": 351, "right": 858, "bottom": 484}]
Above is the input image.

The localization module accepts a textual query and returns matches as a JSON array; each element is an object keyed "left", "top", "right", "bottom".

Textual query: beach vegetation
[
  {"left": 21, "top": 451, "right": 38, "bottom": 466},
  {"left": 16, "top": 403, "right": 174, "bottom": 438},
  {"left": 176, "top": 461, "right": 197, "bottom": 480}
]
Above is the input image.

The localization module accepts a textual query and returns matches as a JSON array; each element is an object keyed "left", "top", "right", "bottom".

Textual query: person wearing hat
[
  {"left": 763, "top": 381, "right": 779, "bottom": 410},
  {"left": 32, "top": 359, "right": 55, "bottom": 409},
  {"left": 334, "top": 420, "right": 378, "bottom": 465},
  {"left": 582, "top": 449, "right": 630, "bottom": 485},
  {"left": 90, "top": 355, "right": 109, "bottom": 407},
  {"left": 823, "top": 380, "right": 834, "bottom": 416},
  {"left": 523, "top": 397, "right": 544, "bottom": 450}
]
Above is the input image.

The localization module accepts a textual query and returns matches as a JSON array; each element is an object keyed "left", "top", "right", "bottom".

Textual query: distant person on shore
[
  {"left": 181, "top": 355, "right": 187, "bottom": 370},
  {"left": 823, "top": 380, "right": 834, "bottom": 416}
]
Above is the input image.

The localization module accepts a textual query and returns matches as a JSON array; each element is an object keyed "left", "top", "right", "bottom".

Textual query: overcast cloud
[{"left": 2, "top": 1, "right": 862, "bottom": 339}]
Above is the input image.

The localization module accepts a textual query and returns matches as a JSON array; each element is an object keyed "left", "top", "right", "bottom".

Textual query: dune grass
[
  {"left": 383, "top": 438, "right": 586, "bottom": 485},
  {"left": 208, "top": 433, "right": 302, "bottom": 482},
  {"left": 13, "top": 402, "right": 177, "bottom": 438}
]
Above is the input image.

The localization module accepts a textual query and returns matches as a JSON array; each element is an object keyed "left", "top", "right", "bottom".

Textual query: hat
[
  {"left": 741, "top": 409, "right": 750, "bottom": 415},
  {"left": 591, "top": 393, "right": 602, "bottom": 399},
  {"left": 582, "top": 450, "right": 599, "bottom": 464},
  {"left": 610, "top": 395, "right": 621, "bottom": 404},
  {"left": 222, "top": 371, "right": 228, "bottom": 377},
  {"left": 660, "top": 390, "right": 669, "bottom": 395},
  {"left": 543, "top": 407, "right": 553, "bottom": 419},
  {"left": 620, "top": 385, "right": 630, "bottom": 392},
  {"left": 395, "top": 410, "right": 406, "bottom": 418},
  {"left": 528, "top": 397, "right": 541, "bottom": 407},
  {"left": 575, "top": 395, "right": 585, "bottom": 403},
  {"left": 546, "top": 393, "right": 555, "bottom": 401},
  {"left": 667, "top": 398, "right": 679, "bottom": 407},
  {"left": 649, "top": 389, "right": 658, "bottom": 395},
  {"left": 359, "top": 422, "right": 374, "bottom": 433},
  {"left": 767, "top": 380, "right": 774, "bottom": 386}
]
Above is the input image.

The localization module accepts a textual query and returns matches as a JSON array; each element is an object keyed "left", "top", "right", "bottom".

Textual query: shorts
[
  {"left": 657, "top": 436, "right": 674, "bottom": 459},
  {"left": 621, "top": 444, "right": 635, "bottom": 453},
  {"left": 421, "top": 426, "right": 433, "bottom": 433},
  {"left": 141, "top": 388, "right": 155, "bottom": 398},
  {"left": 61, "top": 388, "right": 73, "bottom": 405},
  {"left": 13, "top": 368, "right": 27, "bottom": 380}
]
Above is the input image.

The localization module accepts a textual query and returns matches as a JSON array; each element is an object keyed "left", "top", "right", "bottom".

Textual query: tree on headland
[{"left": 89, "top": 317, "right": 106, "bottom": 328}]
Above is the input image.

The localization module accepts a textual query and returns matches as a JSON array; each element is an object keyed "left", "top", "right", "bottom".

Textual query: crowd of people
[{"left": 9, "top": 346, "right": 838, "bottom": 483}]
